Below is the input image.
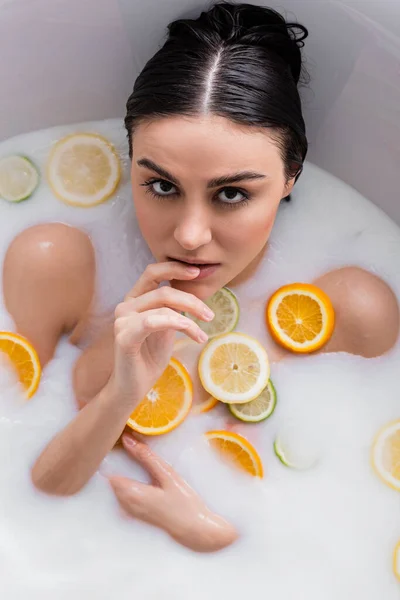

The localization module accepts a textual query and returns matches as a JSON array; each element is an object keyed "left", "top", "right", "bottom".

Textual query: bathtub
[{"left": 0, "top": 0, "right": 399, "bottom": 222}]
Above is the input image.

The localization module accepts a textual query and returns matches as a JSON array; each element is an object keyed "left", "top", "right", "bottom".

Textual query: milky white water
[{"left": 0, "top": 119, "right": 400, "bottom": 599}]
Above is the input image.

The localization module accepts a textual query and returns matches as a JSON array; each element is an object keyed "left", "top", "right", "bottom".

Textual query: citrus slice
[
  {"left": 371, "top": 420, "right": 400, "bottom": 491},
  {"left": 0, "top": 156, "right": 39, "bottom": 202},
  {"left": 185, "top": 287, "right": 239, "bottom": 339},
  {"left": 127, "top": 357, "right": 192, "bottom": 435},
  {"left": 229, "top": 379, "right": 277, "bottom": 422},
  {"left": 266, "top": 283, "right": 335, "bottom": 353},
  {"left": 205, "top": 430, "right": 263, "bottom": 477},
  {"left": 47, "top": 133, "right": 121, "bottom": 207},
  {"left": 394, "top": 541, "right": 400, "bottom": 582},
  {"left": 0, "top": 332, "right": 41, "bottom": 398},
  {"left": 274, "top": 424, "right": 320, "bottom": 470},
  {"left": 198, "top": 332, "right": 270, "bottom": 404}
]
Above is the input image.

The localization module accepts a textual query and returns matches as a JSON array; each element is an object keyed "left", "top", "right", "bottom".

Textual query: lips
[
  {"left": 167, "top": 257, "right": 221, "bottom": 280},
  {"left": 167, "top": 256, "right": 220, "bottom": 267}
]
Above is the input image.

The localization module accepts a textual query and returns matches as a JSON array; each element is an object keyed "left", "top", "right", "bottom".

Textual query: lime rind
[
  {"left": 274, "top": 428, "right": 319, "bottom": 470},
  {"left": 185, "top": 287, "right": 239, "bottom": 339},
  {"left": 0, "top": 155, "right": 40, "bottom": 202},
  {"left": 229, "top": 379, "right": 277, "bottom": 422}
]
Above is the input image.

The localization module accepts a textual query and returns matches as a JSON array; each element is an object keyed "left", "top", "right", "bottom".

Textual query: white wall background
[{"left": 0, "top": 0, "right": 399, "bottom": 222}]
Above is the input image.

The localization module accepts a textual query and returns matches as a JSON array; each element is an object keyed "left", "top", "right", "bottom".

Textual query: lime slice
[
  {"left": 229, "top": 379, "right": 277, "bottom": 422},
  {"left": 0, "top": 156, "right": 39, "bottom": 202},
  {"left": 274, "top": 424, "right": 319, "bottom": 470},
  {"left": 186, "top": 287, "right": 239, "bottom": 339}
]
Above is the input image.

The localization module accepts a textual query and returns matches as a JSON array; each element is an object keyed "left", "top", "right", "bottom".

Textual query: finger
[
  {"left": 108, "top": 476, "right": 160, "bottom": 521},
  {"left": 125, "top": 262, "right": 200, "bottom": 300},
  {"left": 122, "top": 434, "right": 180, "bottom": 488},
  {"left": 115, "top": 309, "right": 208, "bottom": 347},
  {"left": 118, "top": 287, "right": 214, "bottom": 322}
]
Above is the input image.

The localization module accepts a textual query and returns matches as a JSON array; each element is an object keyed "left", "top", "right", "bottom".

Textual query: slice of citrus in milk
[
  {"left": 205, "top": 430, "right": 264, "bottom": 477},
  {"left": 47, "top": 133, "right": 121, "bottom": 207},
  {"left": 0, "top": 332, "right": 41, "bottom": 398},
  {"left": 173, "top": 337, "right": 218, "bottom": 414},
  {"left": 198, "top": 332, "right": 270, "bottom": 404},
  {"left": 394, "top": 541, "right": 400, "bottom": 582},
  {"left": 371, "top": 420, "right": 400, "bottom": 491},
  {"left": 266, "top": 283, "right": 335, "bottom": 353},
  {"left": 0, "top": 155, "right": 39, "bottom": 202},
  {"left": 274, "top": 423, "right": 320, "bottom": 470},
  {"left": 127, "top": 357, "right": 192, "bottom": 435},
  {"left": 185, "top": 287, "right": 239, "bottom": 339},
  {"left": 229, "top": 379, "right": 277, "bottom": 423}
]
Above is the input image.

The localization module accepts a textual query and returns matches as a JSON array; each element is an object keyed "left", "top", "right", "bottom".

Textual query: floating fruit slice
[
  {"left": 127, "top": 358, "right": 192, "bottom": 435},
  {"left": 47, "top": 132, "right": 121, "bottom": 207},
  {"left": 172, "top": 337, "right": 218, "bottom": 414},
  {"left": 274, "top": 424, "right": 320, "bottom": 470},
  {"left": 371, "top": 420, "right": 400, "bottom": 491},
  {"left": 394, "top": 541, "right": 400, "bottom": 582},
  {"left": 205, "top": 430, "right": 263, "bottom": 477},
  {"left": 198, "top": 332, "right": 270, "bottom": 404},
  {"left": 266, "top": 283, "right": 335, "bottom": 353},
  {"left": 0, "top": 156, "right": 39, "bottom": 202},
  {"left": 0, "top": 332, "right": 41, "bottom": 398},
  {"left": 229, "top": 379, "right": 277, "bottom": 422},
  {"left": 185, "top": 287, "right": 239, "bottom": 339}
]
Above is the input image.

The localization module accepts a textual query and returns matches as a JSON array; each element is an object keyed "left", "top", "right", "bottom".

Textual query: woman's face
[{"left": 131, "top": 115, "right": 294, "bottom": 300}]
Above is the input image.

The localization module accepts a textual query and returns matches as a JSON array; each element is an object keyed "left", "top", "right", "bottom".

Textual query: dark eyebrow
[
  {"left": 137, "top": 158, "right": 267, "bottom": 188},
  {"left": 137, "top": 158, "right": 179, "bottom": 185},
  {"left": 207, "top": 172, "right": 267, "bottom": 188}
]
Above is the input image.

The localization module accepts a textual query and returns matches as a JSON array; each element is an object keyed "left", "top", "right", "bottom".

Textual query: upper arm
[
  {"left": 314, "top": 266, "right": 400, "bottom": 358},
  {"left": 2, "top": 224, "right": 95, "bottom": 366}
]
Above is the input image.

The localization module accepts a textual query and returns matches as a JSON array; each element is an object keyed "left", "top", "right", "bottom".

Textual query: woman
[{"left": 2, "top": 3, "right": 399, "bottom": 552}]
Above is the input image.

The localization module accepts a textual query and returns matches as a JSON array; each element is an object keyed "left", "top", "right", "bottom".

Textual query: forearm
[{"left": 31, "top": 378, "right": 135, "bottom": 496}]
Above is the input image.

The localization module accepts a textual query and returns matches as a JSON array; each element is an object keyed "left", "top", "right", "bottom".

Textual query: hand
[
  {"left": 108, "top": 433, "right": 238, "bottom": 552},
  {"left": 111, "top": 262, "right": 214, "bottom": 406}
]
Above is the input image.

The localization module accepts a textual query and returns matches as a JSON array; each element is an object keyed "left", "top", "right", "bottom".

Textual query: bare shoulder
[
  {"left": 313, "top": 266, "right": 399, "bottom": 358},
  {"left": 3, "top": 223, "right": 96, "bottom": 365}
]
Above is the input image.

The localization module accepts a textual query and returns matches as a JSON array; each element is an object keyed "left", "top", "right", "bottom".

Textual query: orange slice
[
  {"left": 266, "top": 283, "right": 335, "bottom": 353},
  {"left": 371, "top": 420, "right": 400, "bottom": 491},
  {"left": 173, "top": 337, "right": 218, "bottom": 415},
  {"left": 204, "top": 430, "right": 264, "bottom": 477},
  {"left": 0, "top": 332, "right": 41, "bottom": 398},
  {"left": 127, "top": 357, "right": 193, "bottom": 435}
]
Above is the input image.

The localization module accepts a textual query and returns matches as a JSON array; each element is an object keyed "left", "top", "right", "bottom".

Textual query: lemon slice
[
  {"left": 371, "top": 420, "right": 400, "bottom": 491},
  {"left": 47, "top": 133, "right": 121, "bottom": 207},
  {"left": 0, "top": 156, "right": 39, "bottom": 202},
  {"left": 185, "top": 287, "right": 239, "bottom": 339},
  {"left": 229, "top": 379, "right": 277, "bottom": 422},
  {"left": 274, "top": 424, "right": 319, "bottom": 470},
  {"left": 394, "top": 541, "right": 400, "bottom": 582},
  {"left": 198, "top": 332, "right": 270, "bottom": 404}
]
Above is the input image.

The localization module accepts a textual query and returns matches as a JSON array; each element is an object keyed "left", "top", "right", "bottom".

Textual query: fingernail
[
  {"left": 186, "top": 266, "right": 200, "bottom": 275},
  {"left": 122, "top": 434, "right": 138, "bottom": 447},
  {"left": 198, "top": 331, "right": 208, "bottom": 343},
  {"left": 203, "top": 307, "right": 214, "bottom": 321}
]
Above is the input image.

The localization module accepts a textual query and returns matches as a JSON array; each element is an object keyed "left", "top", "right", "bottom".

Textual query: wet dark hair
[{"left": 125, "top": 2, "right": 308, "bottom": 189}]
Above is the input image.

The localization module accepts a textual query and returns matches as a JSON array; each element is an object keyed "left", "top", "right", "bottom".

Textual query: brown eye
[
  {"left": 151, "top": 180, "right": 177, "bottom": 196},
  {"left": 217, "top": 187, "right": 248, "bottom": 204}
]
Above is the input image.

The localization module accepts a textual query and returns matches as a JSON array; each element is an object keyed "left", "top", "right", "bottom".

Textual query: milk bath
[{"left": 0, "top": 118, "right": 399, "bottom": 599}]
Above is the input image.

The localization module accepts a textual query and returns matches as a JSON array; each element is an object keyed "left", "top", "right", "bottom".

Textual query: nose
[{"left": 173, "top": 204, "right": 212, "bottom": 251}]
